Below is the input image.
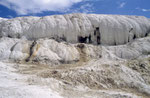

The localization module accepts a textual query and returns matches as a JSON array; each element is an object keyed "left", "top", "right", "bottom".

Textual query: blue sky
[{"left": 0, "top": 0, "right": 150, "bottom": 18}]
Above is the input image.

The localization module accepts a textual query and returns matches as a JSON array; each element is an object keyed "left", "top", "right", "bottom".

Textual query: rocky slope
[{"left": 0, "top": 14, "right": 150, "bottom": 98}]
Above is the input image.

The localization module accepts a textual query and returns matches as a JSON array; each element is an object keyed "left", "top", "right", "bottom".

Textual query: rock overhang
[{"left": 0, "top": 13, "right": 150, "bottom": 45}]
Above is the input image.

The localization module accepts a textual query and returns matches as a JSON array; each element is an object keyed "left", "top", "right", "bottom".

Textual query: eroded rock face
[
  {"left": 0, "top": 14, "right": 150, "bottom": 45},
  {"left": 0, "top": 14, "right": 150, "bottom": 98},
  {"left": 0, "top": 36, "right": 150, "bottom": 65},
  {"left": 0, "top": 37, "right": 102, "bottom": 65}
]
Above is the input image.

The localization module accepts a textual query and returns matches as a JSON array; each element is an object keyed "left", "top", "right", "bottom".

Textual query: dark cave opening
[
  {"left": 97, "top": 36, "right": 100, "bottom": 45},
  {"left": 88, "top": 34, "right": 92, "bottom": 43},
  {"left": 145, "top": 33, "right": 148, "bottom": 37},
  {"left": 78, "top": 27, "right": 101, "bottom": 44},
  {"left": 94, "top": 30, "right": 96, "bottom": 36},
  {"left": 95, "top": 27, "right": 101, "bottom": 44},
  {"left": 94, "top": 27, "right": 99, "bottom": 36},
  {"left": 8, "top": 35, "right": 12, "bottom": 38},
  {"left": 78, "top": 36, "right": 88, "bottom": 43},
  {"left": 96, "top": 27, "right": 99, "bottom": 31},
  {"left": 133, "top": 34, "right": 136, "bottom": 39}
]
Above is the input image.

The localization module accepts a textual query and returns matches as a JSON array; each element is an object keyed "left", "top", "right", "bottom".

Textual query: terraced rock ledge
[{"left": 0, "top": 14, "right": 150, "bottom": 98}]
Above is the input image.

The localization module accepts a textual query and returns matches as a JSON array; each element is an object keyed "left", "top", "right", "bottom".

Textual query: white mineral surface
[{"left": 0, "top": 14, "right": 150, "bottom": 98}]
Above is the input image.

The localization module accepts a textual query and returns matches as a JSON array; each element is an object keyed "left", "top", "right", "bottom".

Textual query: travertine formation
[
  {"left": 0, "top": 14, "right": 150, "bottom": 98},
  {"left": 0, "top": 14, "right": 150, "bottom": 45}
]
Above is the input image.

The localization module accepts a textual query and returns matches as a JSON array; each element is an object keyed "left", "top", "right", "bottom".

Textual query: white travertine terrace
[
  {"left": 0, "top": 14, "right": 150, "bottom": 98},
  {"left": 0, "top": 14, "right": 150, "bottom": 45}
]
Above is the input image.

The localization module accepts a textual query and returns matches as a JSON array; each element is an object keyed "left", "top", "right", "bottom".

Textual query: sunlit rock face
[
  {"left": 0, "top": 14, "right": 150, "bottom": 98},
  {"left": 0, "top": 14, "right": 150, "bottom": 45}
]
